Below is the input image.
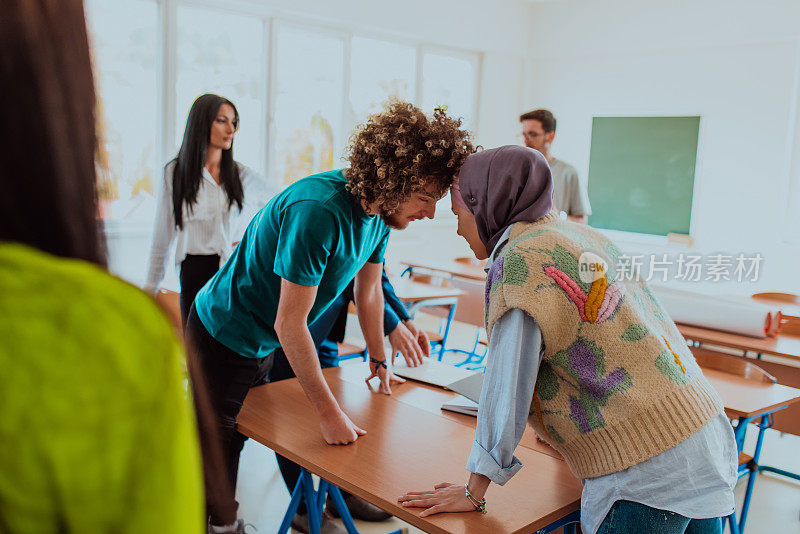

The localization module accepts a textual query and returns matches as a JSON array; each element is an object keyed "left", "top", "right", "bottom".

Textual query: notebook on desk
[
  {"left": 441, "top": 396, "right": 479, "bottom": 416},
  {"left": 440, "top": 372, "right": 484, "bottom": 416}
]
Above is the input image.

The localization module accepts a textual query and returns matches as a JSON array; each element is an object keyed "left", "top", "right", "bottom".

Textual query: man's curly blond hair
[{"left": 345, "top": 100, "right": 474, "bottom": 215}]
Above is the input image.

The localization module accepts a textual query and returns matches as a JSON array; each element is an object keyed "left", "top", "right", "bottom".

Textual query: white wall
[{"left": 525, "top": 0, "right": 800, "bottom": 294}]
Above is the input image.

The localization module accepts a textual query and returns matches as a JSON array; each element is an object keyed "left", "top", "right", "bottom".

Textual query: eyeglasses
[{"left": 522, "top": 132, "right": 546, "bottom": 140}]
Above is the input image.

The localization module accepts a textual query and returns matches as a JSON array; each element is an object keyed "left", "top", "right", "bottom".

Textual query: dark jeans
[
  {"left": 597, "top": 501, "right": 723, "bottom": 534},
  {"left": 185, "top": 303, "right": 273, "bottom": 525},
  {"left": 179, "top": 254, "right": 220, "bottom": 327}
]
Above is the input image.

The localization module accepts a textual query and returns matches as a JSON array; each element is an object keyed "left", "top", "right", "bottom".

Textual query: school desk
[
  {"left": 677, "top": 323, "right": 800, "bottom": 435},
  {"left": 335, "top": 363, "right": 564, "bottom": 460},
  {"left": 731, "top": 357, "right": 800, "bottom": 436},
  {"left": 399, "top": 259, "right": 487, "bottom": 282},
  {"left": 677, "top": 323, "right": 800, "bottom": 362},
  {"left": 336, "top": 363, "right": 800, "bottom": 534},
  {"left": 375, "top": 365, "right": 800, "bottom": 534},
  {"left": 237, "top": 368, "right": 582, "bottom": 534},
  {"left": 390, "top": 277, "right": 465, "bottom": 361},
  {"left": 390, "top": 277, "right": 466, "bottom": 305},
  {"left": 341, "top": 278, "right": 465, "bottom": 362},
  {"left": 702, "top": 368, "right": 800, "bottom": 534}
]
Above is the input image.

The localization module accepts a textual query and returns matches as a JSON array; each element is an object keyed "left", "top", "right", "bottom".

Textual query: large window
[
  {"left": 421, "top": 50, "right": 479, "bottom": 131},
  {"left": 349, "top": 36, "right": 417, "bottom": 125},
  {"left": 176, "top": 6, "right": 266, "bottom": 173},
  {"left": 85, "top": 0, "right": 481, "bottom": 284},
  {"left": 86, "top": 0, "right": 159, "bottom": 224},
  {"left": 271, "top": 25, "right": 345, "bottom": 185}
]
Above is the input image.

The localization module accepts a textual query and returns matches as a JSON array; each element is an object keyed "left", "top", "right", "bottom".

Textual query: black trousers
[
  {"left": 179, "top": 254, "right": 220, "bottom": 327},
  {"left": 185, "top": 303, "right": 273, "bottom": 525}
]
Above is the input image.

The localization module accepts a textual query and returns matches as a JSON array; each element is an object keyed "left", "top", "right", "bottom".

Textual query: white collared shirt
[{"left": 144, "top": 161, "right": 275, "bottom": 293}]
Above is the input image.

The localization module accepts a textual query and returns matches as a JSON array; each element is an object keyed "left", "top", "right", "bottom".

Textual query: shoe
[
  {"left": 290, "top": 511, "right": 346, "bottom": 534},
  {"left": 207, "top": 518, "right": 256, "bottom": 534},
  {"left": 326, "top": 494, "right": 391, "bottom": 522}
]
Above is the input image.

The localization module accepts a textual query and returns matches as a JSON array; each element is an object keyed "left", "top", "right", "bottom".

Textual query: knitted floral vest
[{"left": 485, "top": 213, "right": 724, "bottom": 479}]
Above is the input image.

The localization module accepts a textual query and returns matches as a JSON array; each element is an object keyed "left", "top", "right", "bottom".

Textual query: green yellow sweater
[
  {"left": 0, "top": 243, "right": 204, "bottom": 533},
  {"left": 485, "top": 214, "right": 724, "bottom": 478}
]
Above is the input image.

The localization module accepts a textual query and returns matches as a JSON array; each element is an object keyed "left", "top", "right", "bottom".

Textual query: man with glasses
[{"left": 520, "top": 109, "right": 591, "bottom": 224}]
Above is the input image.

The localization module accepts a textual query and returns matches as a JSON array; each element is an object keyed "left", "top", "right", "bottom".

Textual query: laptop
[
  {"left": 446, "top": 371, "right": 484, "bottom": 403},
  {"left": 391, "top": 359, "right": 480, "bottom": 389}
]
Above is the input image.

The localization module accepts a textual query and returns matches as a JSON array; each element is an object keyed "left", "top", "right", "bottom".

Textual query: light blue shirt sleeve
[{"left": 466, "top": 308, "right": 544, "bottom": 485}]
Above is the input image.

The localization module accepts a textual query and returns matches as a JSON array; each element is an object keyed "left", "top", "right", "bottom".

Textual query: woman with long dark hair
[
  {"left": 145, "top": 93, "right": 270, "bottom": 324},
  {"left": 0, "top": 0, "right": 206, "bottom": 531}
]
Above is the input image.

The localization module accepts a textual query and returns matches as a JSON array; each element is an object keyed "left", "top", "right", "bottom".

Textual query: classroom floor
[{"left": 235, "top": 318, "right": 800, "bottom": 534}]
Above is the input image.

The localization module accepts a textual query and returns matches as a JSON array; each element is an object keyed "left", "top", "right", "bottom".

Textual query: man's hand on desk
[
  {"left": 319, "top": 408, "right": 366, "bottom": 445},
  {"left": 388, "top": 320, "right": 428, "bottom": 367},
  {"left": 404, "top": 319, "right": 430, "bottom": 359},
  {"left": 365, "top": 358, "right": 405, "bottom": 395}
]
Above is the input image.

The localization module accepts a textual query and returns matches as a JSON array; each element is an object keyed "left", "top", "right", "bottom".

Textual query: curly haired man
[{"left": 186, "top": 101, "right": 473, "bottom": 533}]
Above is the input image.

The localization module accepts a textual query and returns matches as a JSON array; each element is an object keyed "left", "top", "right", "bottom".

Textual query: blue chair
[
  {"left": 336, "top": 341, "right": 367, "bottom": 363},
  {"left": 399, "top": 272, "right": 459, "bottom": 361},
  {"left": 438, "top": 275, "right": 488, "bottom": 367},
  {"left": 400, "top": 268, "right": 487, "bottom": 366}
]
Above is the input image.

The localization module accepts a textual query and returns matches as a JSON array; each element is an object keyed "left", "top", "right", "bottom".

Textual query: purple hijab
[{"left": 453, "top": 146, "right": 553, "bottom": 252}]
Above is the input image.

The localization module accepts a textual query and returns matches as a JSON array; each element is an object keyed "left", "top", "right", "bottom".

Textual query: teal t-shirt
[{"left": 195, "top": 169, "right": 390, "bottom": 358}]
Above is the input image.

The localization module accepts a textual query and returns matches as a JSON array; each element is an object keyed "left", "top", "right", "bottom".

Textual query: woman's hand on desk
[
  {"left": 398, "top": 482, "right": 477, "bottom": 516},
  {"left": 319, "top": 408, "right": 366, "bottom": 445},
  {"left": 388, "top": 322, "right": 426, "bottom": 367}
]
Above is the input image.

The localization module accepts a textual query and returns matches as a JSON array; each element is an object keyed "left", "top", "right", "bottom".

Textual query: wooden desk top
[
  {"left": 401, "top": 259, "right": 487, "bottom": 282},
  {"left": 238, "top": 368, "right": 581, "bottom": 534},
  {"left": 703, "top": 367, "right": 800, "bottom": 419},
  {"left": 677, "top": 323, "right": 800, "bottom": 361},
  {"left": 336, "top": 364, "right": 564, "bottom": 460},
  {"left": 390, "top": 277, "right": 466, "bottom": 303}
]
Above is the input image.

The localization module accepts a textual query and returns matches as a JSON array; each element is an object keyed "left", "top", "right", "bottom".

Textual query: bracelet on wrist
[
  {"left": 369, "top": 357, "right": 387, "bottom": 371},
  {"left": 464, "top": 485, "right": 487, "bottom": 514}
]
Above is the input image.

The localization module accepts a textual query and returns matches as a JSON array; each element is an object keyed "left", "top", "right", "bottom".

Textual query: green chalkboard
[{"left": 587, "top": 116, "right": 699, "bottom": 236}]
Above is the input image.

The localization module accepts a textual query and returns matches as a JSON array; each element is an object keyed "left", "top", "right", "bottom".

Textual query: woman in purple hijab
[
  {"left": 450, "top": 145, "right": 554, "bottom": 258},
  {"left": 399, "top": 146, "right": 736, "bottom": 534}
]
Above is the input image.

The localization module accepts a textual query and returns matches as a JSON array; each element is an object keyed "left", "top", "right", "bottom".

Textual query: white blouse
[{"left": 144, "top": 160, "right": 274, "bottom": 293}]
